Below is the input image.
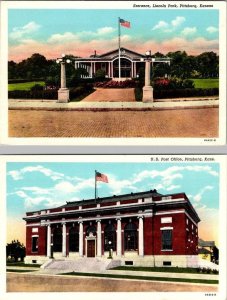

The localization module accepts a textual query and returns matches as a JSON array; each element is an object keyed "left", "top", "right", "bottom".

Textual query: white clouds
[
  {"left": 206, "top": 26, "right": 218, "bottom": 34},
  {"left": 55, "top": 181, "right": 76, "bottom": 194},
  {"left": 171, "top": 16, "right": 186, "bottom": 27},
  {"left": 97, "top": 27, "right": 115, "bottom": 35},
  {"left": 152, "top": 16, "right": 185, "bottom": 32},
  {"left": 166, "top": 185, "right": 181, "bottom": 191},
  {"left": 193, "top": 186, "right": 214, "bottom": 202},
  {"left": 181, "top": 27, "right": 197, "bottom": 36},
  {"left": 10, "top": 21, "right": 41, "bottom": 40},
  {"left": 152, "top": 21, "right": 169, "bottom": 30},
  {"left": 8, "top": 165, "right": 65, "bottom": 181}
]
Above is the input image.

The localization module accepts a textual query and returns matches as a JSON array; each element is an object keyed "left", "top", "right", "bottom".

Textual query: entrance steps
[{"left": 43, "top": 258, "right": 121, "bottom": 272}]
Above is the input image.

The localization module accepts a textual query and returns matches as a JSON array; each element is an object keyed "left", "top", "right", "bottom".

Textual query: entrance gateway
[{"left": 74, "top": 47, "right": 170, "bottom": 80}]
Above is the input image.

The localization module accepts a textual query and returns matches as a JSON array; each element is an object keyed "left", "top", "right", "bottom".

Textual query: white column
[
  {"left": 134, "top": 62, "right": 136, "bottom": 78},
  {"left": 90, "top": 62, "right": 92, "bottom": 77},
  {"left": 131, "top": 61, "right": 134, "bottom": 78},
  {"left": 94, "top": 62, "right": 96, "bottom": 75},
  {"left": 138, "top": 216, "right": 144, "bottom": 256},
  {"left": 145, "top": 60, "right": 151, "bottom": 87},
  {"left": 108, "top": 62, "right": 110, "bottom": 78},
  {"left": 97, "top": 220, "right": 102, "bottom": 257},
  {"left": 111, "top": 62, "right": 113, "bottom": 78},
  {"left": 62, "top": 223, "right": 66, "bottom": 257},
  {"left": 60, "top": 62, "right": 66, "bottom": 88},
  {"left": 116, "top": 218, "right": 122, "bottom": 257},
  {"left": 47, "top": 224, "right": 51, "bottom": 257},
  {"left": 79, "top": 221, "right": 83, "bottom": 257}
]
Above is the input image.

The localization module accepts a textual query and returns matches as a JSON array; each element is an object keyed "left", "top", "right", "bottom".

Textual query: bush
[
  {"left": 9, "top": 89, "right": 57, "bottom": 99},
  {"left": 154, "top": 88, "right": 219, "bottom": 99},
  {"left": 8, "top": 78, "right": 45, "bottom": 84},
  {"left": 30, "top": 84, "right": 44, "bottom": 91},
  {"left": 154, "top": 77, "right": 195, "bottom": 90}
]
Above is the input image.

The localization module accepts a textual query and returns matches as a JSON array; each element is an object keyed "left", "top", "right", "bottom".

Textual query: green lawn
[
  {"left": 191, "top": 78, "right": 219, "bottom": 89},
  {"left": 112, "top": 266, "right": 218, "bottom": 275},
  {"left": 59, "top": 272, "right": 219, "bottom": 285},
  {"left": 8, "top": 81, "right": 45, "bottom": 91},
  {"left": 7, "top": 262, "right": 41, "bottom": 268}
]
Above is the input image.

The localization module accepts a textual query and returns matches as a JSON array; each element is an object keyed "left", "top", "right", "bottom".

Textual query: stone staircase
[{"left": 43, "top": 258, "right": 121, "bottom": 273}]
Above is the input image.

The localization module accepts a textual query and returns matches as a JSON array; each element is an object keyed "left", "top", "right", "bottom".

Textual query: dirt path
[{"left": 82, "top": 88, "right": 135, "bottom": 102}]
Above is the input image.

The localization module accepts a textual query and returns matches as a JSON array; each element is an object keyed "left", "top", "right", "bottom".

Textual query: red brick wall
[
  {"left": 121, "top": 199, "right": 138, "bottom": 205},
  {"left": 38, "top": 226, "right": 47, "bottom": 255},
  {"left": 144, "top": 217, "right": 153, "bottom": 255},
  {"left": 26, "top": 226, "right": 46, "bottom": 256},
  {"left": 100, "top": 202, "right": 116, "bottom": 207},
  {"left": 152, "top": 213, "right": 186, "bottom": 255}
]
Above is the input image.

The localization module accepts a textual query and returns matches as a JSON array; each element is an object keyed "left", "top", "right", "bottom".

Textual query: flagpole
[
  {"left": 118, "top": 17, "right": 121, "bottom": 80},
  {"left": 95, "top": 170, "right": 97, "bottom": 202}
]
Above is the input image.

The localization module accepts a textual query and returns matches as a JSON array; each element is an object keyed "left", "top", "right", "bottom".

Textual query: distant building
[
  {"left": 23, "top": 189, "right": 200, "bottom": 267},
  {"left": 198, "top": 239, "right": 219, "bottom": 264}
]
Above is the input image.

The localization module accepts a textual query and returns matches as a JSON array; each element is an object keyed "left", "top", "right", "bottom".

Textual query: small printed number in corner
[{"left": 204, "top": 139, "right": 216, "bottom": 142}]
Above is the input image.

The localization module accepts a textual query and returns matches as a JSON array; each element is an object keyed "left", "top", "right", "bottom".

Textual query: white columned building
[{"left": 79, "top": 221, "right": 84, "bottom": 257}]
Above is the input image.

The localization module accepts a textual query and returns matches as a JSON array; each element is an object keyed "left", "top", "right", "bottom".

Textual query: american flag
[
  {"left": 96, "top": 171, "right": 109, "bottom": 183},
  {"left": 119, "top": 18, "right": 131, "bottom": 28}
]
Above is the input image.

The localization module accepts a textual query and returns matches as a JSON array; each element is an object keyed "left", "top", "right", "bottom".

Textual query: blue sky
[
  {"left": 7, "top": 161, "right": 219, "bottom": 244},
  {"left": 8, "top": 9, "right": 219, "bottom": 61}
]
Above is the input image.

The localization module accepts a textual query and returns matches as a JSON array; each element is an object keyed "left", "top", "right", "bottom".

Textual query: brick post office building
[{"left": 23, "top": 189, "right": 200, "bottom": 267}]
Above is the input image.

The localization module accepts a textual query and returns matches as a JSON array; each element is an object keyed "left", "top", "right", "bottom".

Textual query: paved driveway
[
  {"left": 9, "top": 108, "right": 218, "bottom": 138},
  {"left": 82, "top": 88, "right": 136, "bottom": 102}
]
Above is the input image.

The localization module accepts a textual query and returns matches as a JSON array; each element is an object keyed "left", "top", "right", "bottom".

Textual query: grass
[
  {"left": 8, "top": 81, "right": 45, "bottom": 91},
  {"left": 7, "top": 262, "right": 41, "bottom": 267},
  {"left": 59, "top": 271, "right": 219, "bottom": 285},
  {"left": 7, "top": 269, "right": 36, "bottom": 273},
  {"left": 191, "top": 78, "right": 219, "bottom": 89},
  {"left": 111, "top": 266, "right": 218, "bottom": 275}
]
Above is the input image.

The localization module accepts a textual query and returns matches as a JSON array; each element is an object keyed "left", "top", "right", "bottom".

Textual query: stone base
[
  {"left": 57, "top": 88, "right": 70, "bottom": 103},
  {"left": 142, "top": 86, "right": 154, "bottom": 103}
]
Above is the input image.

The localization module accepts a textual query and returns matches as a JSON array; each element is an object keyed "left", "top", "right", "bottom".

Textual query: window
[
  {"left": 104, "top": 224, "right": 116, "bottom": 251},
  {"left": 32, "top": 236, "right": 38, "bottom": 252},
  {"left": 163, "top": 261, "right": 171, "bottom": 266},
  {"left": 124, "top": 222, "right": 138, "bottom": 251},
  {"left": 162, "top": 230, "right": 172, "bottom": 250},
  {"left": 69, "top": 227, "right": 79, "bottom": 252}
]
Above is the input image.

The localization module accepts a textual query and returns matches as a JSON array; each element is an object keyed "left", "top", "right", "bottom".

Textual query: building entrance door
[{"left": 87, "top": 240, "right": 95, "bottom": 257}]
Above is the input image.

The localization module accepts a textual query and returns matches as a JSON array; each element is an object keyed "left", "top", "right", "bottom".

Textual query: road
[
  {"left": 7, "top": 273, "right": 218, "bottom": 292},
  {"left": 9, "top": 108, "right": 218, "bottom": 138}
]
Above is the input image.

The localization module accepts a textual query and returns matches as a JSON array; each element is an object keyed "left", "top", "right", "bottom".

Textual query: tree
[
  {"left": 196, "top": 52, "right": 219, "bottom": 78},
  {"left": 6, "top": 240, "right": 26, "bottom": 262}
]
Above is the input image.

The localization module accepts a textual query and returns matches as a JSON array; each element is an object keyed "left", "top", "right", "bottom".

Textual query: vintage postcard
[
  {"left": 0, "top": 1, "right": 226, "bottom": 145},
  {"left": 0, "top": 154, "right": 226, "bottom": 299}
]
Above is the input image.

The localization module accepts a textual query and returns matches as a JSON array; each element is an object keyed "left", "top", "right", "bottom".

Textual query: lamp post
[
  {"left": 108, "top": 240, "right": 112, "bottom": 259},
  {"left": 141, "top": 50, "right": 154, "bottom": 103},
  {"left": 56, "top": 54, "right": 71, "bottom": 103}
]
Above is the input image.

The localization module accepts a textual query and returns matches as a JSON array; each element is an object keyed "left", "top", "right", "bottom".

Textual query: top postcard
[{"left": 0, "top": 1, "right": 226, "bottom": 146}]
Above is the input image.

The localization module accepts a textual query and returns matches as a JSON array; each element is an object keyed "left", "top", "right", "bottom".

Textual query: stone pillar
[
  {"left": 58, "top": 61, "right": 70, "bottom": 103},
  {"left": 143, "top": 60, "right": 153, "bottom": 102},
  {"left": 79, "top": 221, "right": 83, "bottom": 257},
  {"left": 47, "top": 224, "right": 51, "bottom": 257},
  {"left": 138, "top": 216, "right": 144, "bottom": 256},
  {"left": 90, "top": 62, "right": 92, "bottom": 78},
  {"left": 62, "top": 223, "right": 66, "bottom": 257},
  {"left": 116, "top": 218, "right": 122, "bottom": 257},
  {"left": 108, "top": 62, "right": 111, "bottom": 78},
  {"left": 134, "top": 62, "right": 136, "bottom": 78},
  {"left": 97, "top": 220, "right": 102, "bottom": 257},
  {"left": 131, "top": 62, "right": 134, "bottom": 78}
]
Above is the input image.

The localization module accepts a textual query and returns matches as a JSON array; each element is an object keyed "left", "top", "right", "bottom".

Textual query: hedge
[{"left": 154, "top": 88, "right": 219, "bottom": 99}]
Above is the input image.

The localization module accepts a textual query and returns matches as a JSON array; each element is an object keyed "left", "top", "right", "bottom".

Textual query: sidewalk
[{"left": 9, "top": 97, "right": 219, "bottom": 111}]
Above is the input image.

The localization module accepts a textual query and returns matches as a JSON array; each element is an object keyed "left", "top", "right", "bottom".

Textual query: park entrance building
[{"left": 24, "top": 189, "right": 200, "bottom": 268}]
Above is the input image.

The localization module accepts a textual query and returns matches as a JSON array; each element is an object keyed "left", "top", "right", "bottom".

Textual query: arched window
[
  {"left": 53, "top": 227, "right": 62, "bottom": 252},
  {"left": 69, "top": 226, "right": 79, "bottom": 252},
  {"left": 104, "top": 223, "right": 116, "bottom": 251},
  {"left": 124, "top": 222, "right": 138, "bottom": 251},
  {"left": 86, "top": 225, "right": 96, "bottom": 237}
]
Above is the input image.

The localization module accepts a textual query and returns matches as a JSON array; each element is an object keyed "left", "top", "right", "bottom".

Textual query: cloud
[
  {"left": 152, "top": 21, "right": 169, "bottom": 30},
  {"left": 181, "top": 27, "right": 197, "bottom": 36},
  {"left": 206, "top": 26, "right": 218, "bottom": 34},
  {"left": 171, "top": 16, "right": 186, "bottom": 27},
  {"left": 97, "top": 27, "right": 115, "bottom": 35},
  {"left": 166, "top": 185, "right": 181, "bottom": 191},
  {"left": 193, "top": 186, "right": 214, "bottom": 202},
  {"left": 9, "top": 21, "right": 41, "bottom": 40},
  {"left": 8, "top": 165, "right": 65, "bottom": 181}
]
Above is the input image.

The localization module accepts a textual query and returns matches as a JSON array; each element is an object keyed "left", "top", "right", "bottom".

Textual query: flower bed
[{"left": 94, "top": 80, "right": 136, "bottom": 88}]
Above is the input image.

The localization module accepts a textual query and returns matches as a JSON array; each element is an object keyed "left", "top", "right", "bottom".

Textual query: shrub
[
  {"left": 154, "top": 88, "right": 219, "bottom": 99},
  {"left": 8, "top": 78, "right": 45, "bottom": 84},
  {"left": 154, "top": 77, "right": 195, "bottom": 90},
  {"left": 8, "top": 89, "right": 57, "bottom": 100},
  {"left": 30, "top": 84, "right": 44, "bottom": 91},
  {"left": 94, "top": 80, "right": 136, "bottom": 88}
]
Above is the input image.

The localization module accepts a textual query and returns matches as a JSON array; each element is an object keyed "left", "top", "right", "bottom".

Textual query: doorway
[{"left": 87, "top": 240, "right": 96, "bottom": 257}]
